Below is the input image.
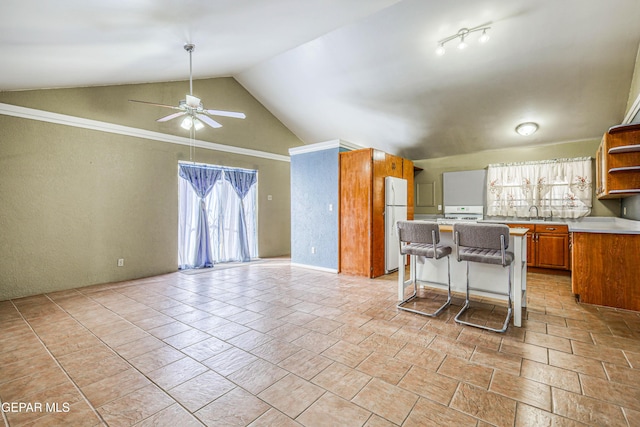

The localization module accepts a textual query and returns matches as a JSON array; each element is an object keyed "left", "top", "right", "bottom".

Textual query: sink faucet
[{"left": 529, "top": 205, "right": 539, "bottom": 220}]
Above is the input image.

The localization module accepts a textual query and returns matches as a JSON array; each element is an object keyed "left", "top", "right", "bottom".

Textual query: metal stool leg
[
  {"left": 454, "top": 261, "right": 512, "bottom": 333},
  {"left": 397, "top": 255, "right": 452, "bottom": 317}
]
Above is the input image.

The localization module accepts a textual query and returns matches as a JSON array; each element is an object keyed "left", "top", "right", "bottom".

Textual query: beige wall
[
  {"left": 626, "top": 42, "right": 640, "bottom": 115},
  {"left": 413, "top": 139, "right": 620, "bottom": 217},
  {"left": 0, "top": 78, "right": 301, "bottom": 300}
]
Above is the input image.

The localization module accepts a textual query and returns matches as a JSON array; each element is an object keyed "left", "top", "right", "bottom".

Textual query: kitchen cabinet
[
  {"left": 339, "top": 148, "right": 414, "bottom": 277},
  {"left": 596, "top": 123, "right": 640, "bottom": 199},
  {"left": 507, "top": 223, "right": 570, "bottom": 270},
  {"left": 572, "top": 232, "right": 640, "bottom": 311}
]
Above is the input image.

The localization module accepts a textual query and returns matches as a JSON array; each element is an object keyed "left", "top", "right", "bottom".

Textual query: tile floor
[{"left": 1, "top": 259, "right": 640, "bottom": 426}]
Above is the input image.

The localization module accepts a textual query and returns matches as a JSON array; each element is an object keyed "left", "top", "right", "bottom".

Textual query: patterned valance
[{"left": 486, "top": 157, "right": 592, "bottom": 218}]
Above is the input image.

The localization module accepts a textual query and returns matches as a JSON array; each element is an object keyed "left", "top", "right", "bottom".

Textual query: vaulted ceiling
[{"left": 2, "top": 0, "right": 639, "bottom": 159}]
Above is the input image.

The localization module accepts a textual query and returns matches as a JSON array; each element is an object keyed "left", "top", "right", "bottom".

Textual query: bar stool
[
  {"left": 396, "top": 221, "right": 452, "bottom": 317},
  {"left": 453, "top": 223, "right": 514, "bottom": 333}
]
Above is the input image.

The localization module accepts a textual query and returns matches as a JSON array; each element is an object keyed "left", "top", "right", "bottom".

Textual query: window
[{"left": 486, "top": 157, "right": 592, "bottom": 218}]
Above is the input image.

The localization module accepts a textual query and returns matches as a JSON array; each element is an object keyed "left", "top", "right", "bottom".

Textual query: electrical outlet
[
  {"left": 117, "top": 258, "right": 124, "bottom": 267},
  {"left": 311, "top": 247, "right": 316, "bottom": 254},
  {"left": 267, "top": 195, "right": 273, "bottom": 201},
  {"left": 438, "top": 204, "right": 442, "bottom": 211},
  {"left": 328, "top": 204, "right": 333, "bottom": 212},
  {"left": 624, "top": 207, "right": 627, "bottom": 216}
]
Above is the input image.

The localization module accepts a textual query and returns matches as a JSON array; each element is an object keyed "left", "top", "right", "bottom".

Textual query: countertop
[
  {"left": 414, "top": 214, "right": 640, "bottom": 235},
  {"left": 485, "top": 217, "right": 640, "bottom": 234},
  {"left": 437, "top": 224, "right": 529, "bottom": 236}
]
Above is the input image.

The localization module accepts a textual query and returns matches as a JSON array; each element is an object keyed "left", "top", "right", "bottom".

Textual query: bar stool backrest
[
  {"left": 397, "top": 221, "right": 440, "bottom": 246},
  {"left": 453, "top": 223, "right": 510, "bottom": 251}
]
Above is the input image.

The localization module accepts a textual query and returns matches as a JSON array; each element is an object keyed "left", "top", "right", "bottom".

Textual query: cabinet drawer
[
  {"left": 507, "top": 223, "right": 535, "bottom": 232},
  {"left": 534, "top": 224, "right": 568, "bottom": 234}
]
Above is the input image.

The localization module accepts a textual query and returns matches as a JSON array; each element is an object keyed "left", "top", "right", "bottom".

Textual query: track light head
[{"left": 436, "top": 24, "right": 491, "bottom": 55}]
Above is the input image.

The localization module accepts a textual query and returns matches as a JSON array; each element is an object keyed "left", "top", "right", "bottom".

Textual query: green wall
[
  {"left": 0, "top": 78, "right": 301, "bottom": 300},
  {"left": 413, "top": 138, "right": 620, "bottom": 217}
]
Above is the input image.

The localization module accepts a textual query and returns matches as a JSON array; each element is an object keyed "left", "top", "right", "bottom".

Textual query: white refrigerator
[{"left": 384, "top": 176, "right": 408, "bottom": 274}]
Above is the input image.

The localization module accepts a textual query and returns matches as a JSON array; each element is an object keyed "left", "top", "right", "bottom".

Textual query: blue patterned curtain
[
  {"left": 179, "top": 164, "right": 223, "bottom": 268},
  {"left": 224, "top": 169, "right": 257, "bottom": 262}
]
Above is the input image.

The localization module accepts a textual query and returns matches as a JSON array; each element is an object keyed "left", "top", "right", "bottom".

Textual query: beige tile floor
[{"left": 1, "top": 259, "right": 639, "bottom": 426}]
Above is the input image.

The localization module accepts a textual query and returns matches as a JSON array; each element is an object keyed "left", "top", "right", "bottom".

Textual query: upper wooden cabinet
[
  {"left": 339, "top": 148, "right": 414, "bottom": 278},
  {"left": 596, "top": 123, "right": 640, "bottom": 199}
]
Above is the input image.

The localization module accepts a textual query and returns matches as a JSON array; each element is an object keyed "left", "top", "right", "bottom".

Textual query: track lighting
[
  {"left": 479, "top": 28, "right": 490, "bottom": 44},
  {"left": 436, "top": 24, "right": 491, "bottom": 55},
  {"left": 457, "top": 35, "right": 467, "bottom": 50}
]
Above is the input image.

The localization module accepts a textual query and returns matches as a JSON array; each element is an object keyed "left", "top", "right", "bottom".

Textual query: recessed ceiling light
[{"left": 516, "top": 122, "right": 538, "bottom": 136}]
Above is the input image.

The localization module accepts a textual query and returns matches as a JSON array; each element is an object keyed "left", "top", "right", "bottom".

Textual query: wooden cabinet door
[
  {"left": 371, "top": 150, "right": 389, "bottom": 277},
  {"left": 526, "top": 232, "right": 536, "bottom": 266},
  {"left": 534, "top": 224, "right": 570, "bottom": 270},
  {"left": 536, "top": 233, "right": 570, "bottom": 269},
  {"left": 339, "top": 149, "right": 373, "bottom": 276},
  {"left": 572, "top": 232, "right": 640, "bottom": 311}
]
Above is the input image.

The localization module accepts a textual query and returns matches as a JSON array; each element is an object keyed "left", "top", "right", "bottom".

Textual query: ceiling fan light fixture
[
  {"left": 129, "top": 43, "right": 246, "bottom": 132},
  {"left": 516, "top": 122, "right": 539, "bottom": 136},
  {"left": 435, "top": 43, "right": 446, "bottom": 56},
  {"left": 181, "top": 116, "right": 193, "bottom": 130}
]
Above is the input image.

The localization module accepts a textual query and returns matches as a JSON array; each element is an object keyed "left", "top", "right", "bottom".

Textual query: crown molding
[
  {"left": 0, "top": 102, "right": 290, "bottom": 163},
  {"left": 288, "top": 139, "right": 364, "bottom": 156}
]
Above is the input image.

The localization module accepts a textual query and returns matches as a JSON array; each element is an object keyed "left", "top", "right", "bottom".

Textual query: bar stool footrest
[
  {"left": 455, "top": 303, "right": 512, "bottom": 333},
  {"left": 397, "top": 280, "right": 452, "bottom": 318}
]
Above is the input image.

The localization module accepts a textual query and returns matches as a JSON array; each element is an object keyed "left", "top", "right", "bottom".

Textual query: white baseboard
[{"left": 290, "top": 262, "right": 338, "bottom": 274}]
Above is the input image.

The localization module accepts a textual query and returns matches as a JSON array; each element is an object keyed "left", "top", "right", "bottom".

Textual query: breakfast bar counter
[{"left": 398, "top": 224, "right": 528, "bottom": 327}]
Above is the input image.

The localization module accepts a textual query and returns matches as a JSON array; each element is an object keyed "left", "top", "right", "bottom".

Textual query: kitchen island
[{"left": 398, "top": 224, "right": 528, "bottom": 327}]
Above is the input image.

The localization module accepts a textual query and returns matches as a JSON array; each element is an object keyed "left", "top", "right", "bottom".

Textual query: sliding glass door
[{"left": 178, "top": 163, "right": 258, "bottom": 269}]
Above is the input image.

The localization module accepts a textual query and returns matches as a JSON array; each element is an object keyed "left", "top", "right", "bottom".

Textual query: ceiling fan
[{"left": 129, "top": 43, "right": 246, "bottom": 131}]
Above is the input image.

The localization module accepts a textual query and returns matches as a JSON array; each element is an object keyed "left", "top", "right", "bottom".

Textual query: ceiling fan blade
[
  {"left": 196, "top": 113, "right": 222, "bottom": 128},
  {"left": 157, "top": 111, "right": 186, "bottom": 122},
  {"left": 186, "top": 95, "right": 201, "bottom": 108},
  {"left": 205, "top": 109, "right": 247, "bottom": 119},
  {"left": 129, "top": 99, "right": 182, "bottom": 110}
]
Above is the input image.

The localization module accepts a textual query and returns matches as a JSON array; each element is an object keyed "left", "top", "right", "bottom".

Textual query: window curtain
[
  {"left": 486, "top": 157, "right": 592, "bottom": 218},
  {"left": 178, "top": 164, "right": 222, "bottom": 268},
  {"left": 224, "top": 170, "right": 257, "bottom": 262},
  {"left": 178, "top": 163, "right": 258, "bottom": 269}
]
